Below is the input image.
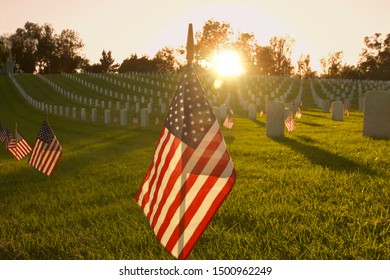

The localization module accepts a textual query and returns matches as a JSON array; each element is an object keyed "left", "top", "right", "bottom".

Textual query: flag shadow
[{"left": 272, "top": 136, "right": 377, "bottom": 175}]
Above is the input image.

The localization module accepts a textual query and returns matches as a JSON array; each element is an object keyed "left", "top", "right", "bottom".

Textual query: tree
[
  {"left": 118, "top": 54, "right": 156, "bottom": 73},
  {"left": 100, "top": 50, "right": 118, "bottom": 72},
  {"left": 0, "top": 40, "right": 10, "bottom": 69},
  {"left": 195, "top": 19, "right": 233, "bottom": 61},
  {"left": 234, "top": 32, "right": 258, "bottom": 74},
  {"left": 358, "top": 33, "right": 390, "bottom": 80},
  {"left": 153, "top": 46, "right": 182, "bottom": 73},
  {"left": 51, "top": 29, "right": 87, "bottom": 73},
  {"left": 253, "top": 45, "right": 275, "bottom": 75},
  {"left": 268, "top": 35, "right": 295, "bottom": 76},
  {"left": 320, "top": 51, "right": 344, "bottom": 78},
  {"left": 296, "top": 54, "right": 316, "bottom": 78},
  {"left": 6, "top": 22, "right": 86, "bottom": 73}
]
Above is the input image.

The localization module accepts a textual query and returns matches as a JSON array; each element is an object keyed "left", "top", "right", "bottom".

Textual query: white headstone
[
  {"left": 248, "top": 103, "right": 257, "bottom": 120},
  {"left": 135, "top": 103, "right": 140, "bottom": 113},
  {"left": 363, "top": 91, "right": 390, "bottom": 139},
  {"left": 141, "top": 108, "right": 149, "bottom": 128},
  {"left": 104, "top": 109, "right": 111, "bottom": 124},
  {"left": 72, "top": 107, "right": 77, "bottom": 120},
  {"left": 80, "top": 108, "right": 86, "bottom": 120},
  {"left": 120, "top": 109, "right": 128, "bottom": 126},
  {"left": 91, "top": 108, "right": 97, "bottom": 122},
  {"left": 331, "top": 101, "right": 344, "bottom": 121},
  {"left": 266, "top": 101, "right": 284, "bottom": 138},
  {"left": 65, "top": 107, "right": 69, "bottom": 118},
  {"left": 220, "top": 104, "right": 227, "bottom": 119}
]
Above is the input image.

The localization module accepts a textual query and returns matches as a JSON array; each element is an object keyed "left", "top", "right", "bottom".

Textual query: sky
[{"left": 1, "top": 0, "right": 389, "bottom": 72}]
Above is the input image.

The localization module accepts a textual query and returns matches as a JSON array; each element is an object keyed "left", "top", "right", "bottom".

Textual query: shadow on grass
[
  {"left": 251, "top": 119, "right": 266, "bottom": 128},
  {"left": 298, "top": 121, "right": 324, "bottom": 127},
  {"left": 272, "top": 136, "right": 377, "bottom": 175}
]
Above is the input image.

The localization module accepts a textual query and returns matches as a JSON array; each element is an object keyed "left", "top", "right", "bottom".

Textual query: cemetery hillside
[{"left": 0, "top": 21, "right": 389, "bottom": 260}]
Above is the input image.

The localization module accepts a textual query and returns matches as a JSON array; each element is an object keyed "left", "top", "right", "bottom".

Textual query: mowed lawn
[{"left": 0, "top": 75, "right": 389, "bottom": 260}]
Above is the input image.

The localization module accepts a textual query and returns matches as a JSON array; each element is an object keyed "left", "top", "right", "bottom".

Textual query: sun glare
[{"left": 212, "top": 50, "right": 244, "bottom": 76}]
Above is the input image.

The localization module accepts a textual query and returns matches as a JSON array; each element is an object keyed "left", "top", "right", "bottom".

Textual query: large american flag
[
  {"left": 135, "top": 64, "right": 236, "bottom": 259},
  {"left": 29, "top": 120, "right": 63, "bottom": 176},
  {"left": 8, "top": 130, "right": 32, "bottom": 161}
]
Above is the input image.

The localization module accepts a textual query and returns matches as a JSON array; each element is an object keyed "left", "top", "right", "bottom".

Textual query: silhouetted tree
[
  {"left": 100, "top": 50, "right": 118, "bottom": 72},
  {"left": 153, "top": 46, "right": 182, "bottom": 73},
  {"left": 296, "top": 54, "right": 316, "bottom": 78},
  {"left": 358, "top": 33, "right": 390, "bottom": 80},
  {"left": 269, "top": 35, "right": 295, "bottom": 76},
  {"left": 195, "top": 19, "right": 233, "bottom": 61},
  {"left": 253, "top": 45, "right": 275, "bottom": 75},
  {"left": 320, "top": 51, "right": 344, "bottom": 78},
  {"left": 118, "top": 54, "right": 156, "bottom": 73}
]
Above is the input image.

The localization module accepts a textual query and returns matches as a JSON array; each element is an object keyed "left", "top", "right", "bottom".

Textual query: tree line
[{"left": 1, "top": 20, "right": 389, "bottom": 80}]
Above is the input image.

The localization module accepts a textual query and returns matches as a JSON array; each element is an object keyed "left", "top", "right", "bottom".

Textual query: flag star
[
  {"left": 182, "top": 115, "right": 185, "bottom": 119},
  {"left": 188, "top": 105, "right": 192, "bottom": 109},
  {"left": 175, "top": 118, "right": 178, "bottom": 122},
  {"left": 197, "top": 103, "right": 201, "bottom": 107},
  {"left": 198, "top": 111, "right": 202, "bottom": 115},
  {"left": 208, "top": 118, "right": 212, "bottom": 122},
  {"left": 191, "top": 121, "right": 195, "bottom": 125},
  {"left": 187, "top": 97, "right": 191, "bottom": 101},
  {"left": 180, "top": 107, "right": 184, "bottom": 111},
  {"left": 183, "top": 123, "right": 187, "bottom": 128},
  {"left": 192, "top": 130, "right": 196, "bottom": 134},
  {"left": 189, "top": 113, "right": 193, "bottom": 117},
  {"left": 176, "top": 126, "right": 180, "bottom": 130},
  {"left": 199, "top": 119, "right": 204, "bottom": 124},
  {"left": 200, "top": 127, "right": 205, "bottom": 132},
  {"left": 184, "top": 131, "right": 188, "bottom": 136},
  {"left": 193, "top": 138, "right": 198, "bottom": 142}
]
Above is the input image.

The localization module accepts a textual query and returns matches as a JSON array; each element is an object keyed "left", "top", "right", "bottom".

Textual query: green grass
[{"left": 0, "top": 74, "right": 389, "bottom": 260}]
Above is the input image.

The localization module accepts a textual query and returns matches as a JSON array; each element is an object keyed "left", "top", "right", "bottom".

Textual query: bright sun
[{"left": 212, "top": 50, "right": 244, "bottom": 76}]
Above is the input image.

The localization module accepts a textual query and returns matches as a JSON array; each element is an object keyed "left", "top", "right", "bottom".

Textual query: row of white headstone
[{"left": 9, "top": 74, "right": 156, "bottom": 128}]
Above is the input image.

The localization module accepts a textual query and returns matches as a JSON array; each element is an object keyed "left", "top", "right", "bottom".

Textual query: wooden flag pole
[{"left": 178, "top": 23, "right": 195, "bottom": 260}]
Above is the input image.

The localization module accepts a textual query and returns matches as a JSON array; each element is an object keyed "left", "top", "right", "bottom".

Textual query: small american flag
[
  {"left": 284, "top": 116, "right": 296, "bottom": 132},
  {"left": 344, "top": 109, "right": 350, "bottom": 116},
  {"left": 8, "top": 130, "right": 32, "bottom": 161},
  {"left": 132, "top": 116, "right": 139, "bottom": 124},
  {"left": 29, "top": 120, "right": 63, "bottom": 176},
  {"left": 5, "top": 129, "right": 16, "bottom": 149},
  {"left": 295, "top": 109, "right": 302, "bottom": 119},
  {"left": 136, "top": 64, "right": 236, "bottom": 259},
  {"left": 155, "top": 116, "right": 160, "bottom": 125},
  {"left": 223, "top": 117, "right": 234, "bottom": 129},
  {"left": 0, "top": 123, "right": 6, "bottom": 142}
]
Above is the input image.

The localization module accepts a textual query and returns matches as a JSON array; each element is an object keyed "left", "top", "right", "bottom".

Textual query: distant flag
[
  {"left": 135, "top": 24, "right": 236, "bottom": 260},
  {"left": 8, "top": 130, "right": 32, "bottom": 161},
  {"left": 5, "top": 129, "right": 16, "bottom": 150},
  {"left": 259, "top": 110, "right": 264, "bottom": 118},
  {"left": 223, "top": 117, "right": 234, "bottom": 129},
  {"left": 0, "top": 123, "right": 6, "bottom": 142},
  {"left": 132, "top": 116, "right": 139, "bottom": 124},
  {"left": 295, "top": 108, "right": 302, "bottom": 119},
  {"left": 229, "top": 109, "right": 234, "bottom": 115},
  {"left": 29, "top": 120, "right": 63, "bottom": 176},
  {"left": 284, "top": 116, "right": 296, "bottom": 132},
  {"left": 155, "top": 116, "right": 160, "bottom": 125},
  {"left": 344, "top": 109, "right": 350, "bottom": 116}
]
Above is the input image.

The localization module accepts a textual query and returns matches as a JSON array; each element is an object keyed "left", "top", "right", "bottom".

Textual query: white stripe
[
  {"left": 41, "top": 140, "right": 61, "bottom": 174},
  {"left": 137, "top": 128, "right": 170, "bottom": 207},
  {"left": 143, "top": 131, "right": 176, "bottom": 216},
  {"left": 148, "top": 138, "right": 184, "bottom": 223}
]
